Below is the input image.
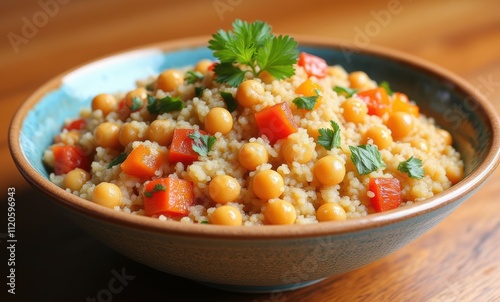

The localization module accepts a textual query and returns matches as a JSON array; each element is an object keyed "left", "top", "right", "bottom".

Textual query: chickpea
[
  {"left": 95, "top": 122, "right": 121, "bottom": 149},
  {"left": 264, "top": 199, "right": 296, "bottom": 225},
  {"left": 446, "top": 165, "right": 464, "bottom": 185},
  {"left": 205, "top": 107, "right": 233, "bottom": 135},
  {"left": 92, "top": 93, "right": 117, "bottom": 116},
  {"left": 236, "top": 79, "right": 264, "bottom": 107},
  {"left": 209, "top": 175, "right": 241, "bottom": 204},
  {"left": 258, "top": 70, "right": 275, "bottom": 84},
  {"left": 316, "top": 203, "right": 347, "bottom": 222},
  {"left": 314, "top": 156, "right": 346, "bottom": 186},
  {"left": 364, "top": 125, "right": 393, "bottom": 150},
  {"left": 238, "top": 142, "right": 268, "bottom": 170},
  {"left": 348, "top": 71, "right": 371, "bottom": 89},
  {"left": 119, "top": 122, "right": 144, "bottom": 147},
  {"left": 64, "top": 168, "right": 90, "bottom": 191},
  {"left": 211, "top": 205, "right": 242, "bottom": 226},
  {"left": 252, "top": 170, "right": 284, "bottom": 200},
  {"left": 194, "top": 59, "right": 213, "bottom": 74},
  {"left": 281, "top": 138, "right": 314, "bottom": 164},
  {"left": 157, "top": 69, "right": 183, "bottom": 92},
  {"left": 124, "top": 87, "right": 147, "bottom": 112},
  {"left": 341, "top": 98, "right": 368, "bottom": 124},
  {"left": 147, "top": 119, "right": 174, "bottom": 146},
  {"left": 92, "top": 182, "right": 122, "bottom": 209},
  {"left": 438, "top": 129, "right": 453, "bottom": 145},
  {"left": 411, "top": 139, "right": 430, "bottom": 153},
  {"left": 386, "top": 111, "right": 414, "bottom": 141}
]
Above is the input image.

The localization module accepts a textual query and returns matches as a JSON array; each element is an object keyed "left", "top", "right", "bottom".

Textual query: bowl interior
[{"left": 20, "top": 41, "right": 493, "bottom": 183}]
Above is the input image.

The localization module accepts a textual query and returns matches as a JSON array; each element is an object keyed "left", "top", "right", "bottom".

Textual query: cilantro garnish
[
  {"left": 220, "top": 91, "right": 238, "bottom": 112},
  {"left": 379, "top": 81, "right": 393, "bottom": 96},
  {"left": 144, "top": 183, "right": 167, "bottom": 198},
  {"left": 130, "top": 96, "right": 143, "bottom": 111},
  {"left": 107, "top": 152, "right": 128, "bottom": 168},
  {"left": 208, "top": 19, "right": 299, "bottom": 87},
  {"left": 147, "top": 95, "right": 184, "bottom": 114},
  {"left": 333, "top": 86, "right": 358, "bottom": 98},
  {"left": 317, "top": 121, "right": 341, "bottom": 150},
  {"left": 188, "top": 130, "right": 217, "bottom": 157},
  {"left": 185, "top": 70, "right": 204, "bottom": 84},
  {"left": 293, "top": 95, "right": 319, "bottom": 110},
  {"left": 195, "top": 86, "right": 206, "bottom": 98},
  {"left": 398, "top": 156, "right": 424, "bottom": 179},
  {"left": 349, "top": 144, "right": 386, "bottom": 175}
]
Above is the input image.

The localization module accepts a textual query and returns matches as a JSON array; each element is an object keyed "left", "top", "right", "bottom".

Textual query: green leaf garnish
[
  {"left": 130, "top": 96, "right": 143, "bottom": 111},
  {"left": 147, "top": 95, "right": 184, "bottom": 114},
  {"left": 379, "top": 81, "right": 393, "bottom": 96},
  {"left": 398, "top": 156, "right": 424, "bottom": 179},
  {"left": 195, "top": 86, "right": 206, "bottom": 98},
  {"left": 107, "top": 152, "right": 128, "bottom": 169},
  {"left": 188, "top": 130, "right": 217, "bottom": 157},
  {"left": 317, "top": 121, "right": 341, "bottom": 150},
  {"left": 220, "top": 91, "right": 238, "bottom": 112},
  {"left": 185, "top": 70, "right": 204, "bottom": 84},
  {"left": 208, "top": 19, "right": 298, "bottom": 86},
  {"left": 333, "top": 86, "right": 358, "bottom": 98},
  {"left": 349, "top": 144, "right": 386, "bottom": 175},
  {"left": 293, "top": 95, "right": 319, "bottom": 110},
  {"left": 200, "top": 220, "right": 209, "bottom": 224}
]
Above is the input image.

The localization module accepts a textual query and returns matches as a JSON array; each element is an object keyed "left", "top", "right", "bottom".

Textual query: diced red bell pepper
[
  {"left": 297, "top": 52, "right": 328, "bottom": 78},
  {"left": 369, "top": 177, "right": 402, "bottom": 212},
  {"left": 143, "top": 177, "right": 194, "bottom": 217},
  {"left": 169, "top": 128, "right": 207, "bottom": 165},
  {"left": 62, "top": 118, "right": 86, "bottom": 131},
  {"left": 357, "top": 87, "right": 391, "bottom": 116},
  {"left": 254, "top": 102, "right": 298, "bottom": 145},
  {"left": 120, "top": 144, "right": 165, "bottom": 179},
  {"left": 53, "top": 145, "right": 92, "bottom": 175}
]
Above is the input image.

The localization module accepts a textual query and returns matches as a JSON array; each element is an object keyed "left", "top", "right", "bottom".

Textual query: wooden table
[{"left": 2, "top": 0, "right": 499, "bottom": 301}]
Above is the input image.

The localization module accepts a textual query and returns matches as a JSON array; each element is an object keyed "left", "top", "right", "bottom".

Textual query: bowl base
[{"left": 198, "top": 278, "right": 326, "bottom": 293}]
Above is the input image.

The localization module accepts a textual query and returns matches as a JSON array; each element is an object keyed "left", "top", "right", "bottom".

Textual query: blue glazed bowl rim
[{"left": 9, "top": 35, "right": 500, "bottom": 239}]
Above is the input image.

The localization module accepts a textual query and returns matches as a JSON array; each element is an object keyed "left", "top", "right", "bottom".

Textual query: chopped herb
[
  {"left": 379, "top": 81, "right": 393, "bottom": 96},
  {"left": 145, "top": 82, "right": 155, "bottom": 91},
  {"left": 333, "top": 86, "right": 358, "bottom": 98},
  {"left": 147, "top": 95, "right": 184, "bottom": 114},
  {"left": 188, "top": 130, "right": 217, "bottom": 157},
  {"left": 144, "top": 183, "right": 167, "bottom": 198},
  {"left": 398, "top": 156, "right": 424, "bottom": 179},
  {"left": 185, "top": 70, "right": 204, "bottom": 84},
  {"left": 107, "top": 152, "right": 128, "bottom": 168},
  {"left": 208, "top": 19, "right": 299, "bottom": 86},
  {"left": 317, "top": 120, "right": 341, "bottom": 150},
  {"left": 349, "top": 144, "right": 386, "bottom": 175},
  {"left": 220, "top": 91, "right": 238, "bottom": 112},
  {"left": 200, "top": 220, "right": 209, "bottom": 224},
  {"left": 195, "top": 86, "right": 205, "bottom": 98},
  {"left": 130, "top": 96, "right": 143, "bottom": 111}
]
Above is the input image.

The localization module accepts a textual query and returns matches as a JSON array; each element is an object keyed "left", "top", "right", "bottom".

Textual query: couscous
[{"left": 43, "top": 20, "right": 464, "bottom": 226}]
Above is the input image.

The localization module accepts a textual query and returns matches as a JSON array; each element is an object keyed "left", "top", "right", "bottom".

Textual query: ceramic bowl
[{"left": 9, "top": 36, "right": 500, "bottom": 293}]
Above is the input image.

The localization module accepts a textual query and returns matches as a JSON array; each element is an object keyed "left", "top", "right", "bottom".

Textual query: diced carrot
[
  {"left": 369, "top": 177, "right": 402, "bottom": 212},
  {"left": 391, "top": 92, "right": 419, "bottom": 117},
  {"left": 121, "top": 144, "right": 164, "bottom": 179},
  {"left": 357, "top": 87, "right": 391, "bottom": 116},
  {"left": 53, "top": 145, "right": 92, "bottom": 175},
  {"left": 295, "top": 79, "right": 323, "bottom": 110},
  {"left": 254, "top": 102, "right": 298, "bottom": 144},
  {"left": 297, "top": 52, "right": 328, "bottom": 78},
  {"left": 62, "top": 118, "right": 86, "bottom": 131},
  {"left": 169, "top": 128, "right": 206, "bottom": 165},
  {"left": 143, "top": 177, "right": 194, "bottom": 217}
]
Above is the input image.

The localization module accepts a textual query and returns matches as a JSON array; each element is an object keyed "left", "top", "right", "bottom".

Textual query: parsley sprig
[
  {"left": 189, "top": 130, "right": 217, "bottom": 157},
  {"left": 333, "top": 86, "right": 358, "bottom": 98},
  {"left": 318, "top": 121, "right": 341, "bottom": 150},
  {"left": 147, "top": 95, "right": 184, "bottom": 114},
  {"left": 208, "top": 19, "right": 299, "bottom": 86},
  {"left": 349, "top": 144, "right": 386, "bottom": 175},
  {"left": 107, "top": 152, "right": 128, "bottom": 169},
  {"left": 398, "top": 156, "right": 424, "bottom": 179}
]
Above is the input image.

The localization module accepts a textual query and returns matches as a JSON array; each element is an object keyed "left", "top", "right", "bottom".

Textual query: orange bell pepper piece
[
  {"left": 143, "top": 177, "right": 194, "bottom": 217},
  {"left": 121, "top": 144, "right": 164, "bottom": 179},
  {"left": 254, "top": 102, "right": 298, "bottom": 144}
]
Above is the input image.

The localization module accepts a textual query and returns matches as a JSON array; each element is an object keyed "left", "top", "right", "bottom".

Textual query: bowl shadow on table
[{"left": 1, "top": 189, "right": 371, "bottom": 302}]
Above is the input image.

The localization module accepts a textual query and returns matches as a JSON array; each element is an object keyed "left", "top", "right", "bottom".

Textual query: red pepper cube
[
  {"left": 369, "top": 177, "right": 402, "bottom": 212},
  {"left": 254, "top": 102, "right": 298, "bottom": 145},
  {"left": 143, "top": 177, "right": 194, "bottom": 217},
  {"left": 169, "top": 128, "right": 208, "bottom": 165},
  {"left": 297, "top": 52, "right": 328, "bottom": 78},
  {"left": 52, "top": 145, "right": 92, "bottom": 175}
]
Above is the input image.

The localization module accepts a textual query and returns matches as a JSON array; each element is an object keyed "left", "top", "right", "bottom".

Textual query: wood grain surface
[{"left": 1, "top": 0, "right": 499, "bottom": 301}]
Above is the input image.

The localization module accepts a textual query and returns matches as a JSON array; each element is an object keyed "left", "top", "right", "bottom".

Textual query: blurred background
[{"left": 1, "top": 0, "right": 500, "bottom": 301}]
